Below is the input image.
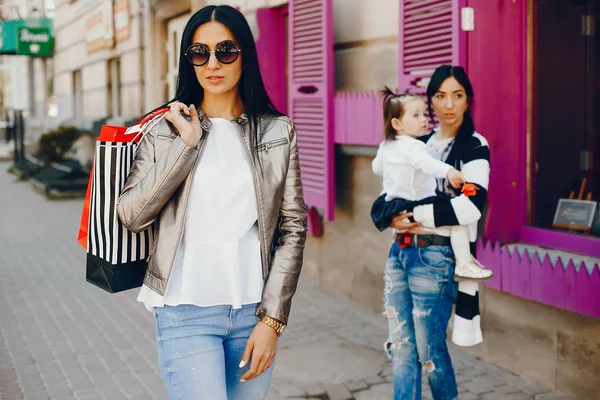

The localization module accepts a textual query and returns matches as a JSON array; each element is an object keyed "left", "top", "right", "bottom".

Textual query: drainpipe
[{"left": 142, "top": 0, "right": 152, "bottom": 112}]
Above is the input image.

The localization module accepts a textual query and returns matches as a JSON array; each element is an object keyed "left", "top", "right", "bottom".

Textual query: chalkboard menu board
[{"left": 552, "top": 199, "right": 598, "bottom": 231}]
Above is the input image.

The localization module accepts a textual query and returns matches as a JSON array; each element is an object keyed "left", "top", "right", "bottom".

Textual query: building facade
[
  {"left": 53, "top": 0, "right": 143, "bottom": 122},
  {"left": 0, "top": 0, "right": 51, "bottom": 134}
]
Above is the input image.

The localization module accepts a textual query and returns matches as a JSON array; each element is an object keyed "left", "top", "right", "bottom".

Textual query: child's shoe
[{"left": 454, "top": 258, "right": 493, "bottom": 282}]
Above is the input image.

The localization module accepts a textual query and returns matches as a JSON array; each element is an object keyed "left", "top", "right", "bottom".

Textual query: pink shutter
[
  {"left": 256, "top": 7, "right": 287, "bottom": 114},
  {"left": 398, "top": 0, "right": 467, "bottom": 93},
  {"left": 288, "top": 0, "right": 334, "bottom": 220}
]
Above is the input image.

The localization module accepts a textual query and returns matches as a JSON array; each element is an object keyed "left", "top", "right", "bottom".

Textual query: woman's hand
[
  {"left": 239, "top": 321, "right": 278, "bottom": 382},
  {"left": 164, "top": 102, "right": 202, "bottom": 148},
  {"left": 390, "top": 212, "right": 422, "bottom": 231},
  {"left": 446, "top": 168, "right": 466, "bottom": 189}
]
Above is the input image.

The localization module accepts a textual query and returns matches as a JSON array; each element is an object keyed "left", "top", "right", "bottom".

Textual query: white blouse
[{"left": 137, "top": 118, "right": 264, "bottom": 311}]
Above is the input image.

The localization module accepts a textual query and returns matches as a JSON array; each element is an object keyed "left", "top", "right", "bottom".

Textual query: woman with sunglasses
[{"left": 117, "top": 5, "right": 307, "bottom": 399}]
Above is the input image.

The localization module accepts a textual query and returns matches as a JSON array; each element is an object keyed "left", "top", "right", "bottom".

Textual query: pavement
[{"left": 0, "top": 162, "right": 571, "bottom": 400}]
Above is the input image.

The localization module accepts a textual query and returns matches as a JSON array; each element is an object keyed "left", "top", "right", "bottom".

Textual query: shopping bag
[{"left": 78, "top": 108, "right": 168, "bottom": 293}]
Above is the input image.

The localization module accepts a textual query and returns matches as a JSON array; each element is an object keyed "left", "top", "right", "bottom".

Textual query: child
[{"left": 371, "top": 88, "right": 493, "bottom": 282}]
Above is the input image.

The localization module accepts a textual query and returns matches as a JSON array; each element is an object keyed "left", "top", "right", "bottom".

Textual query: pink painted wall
[
  {"left": 466, "top": 0, "right": 527, "bottom": 243},
  {"left": 467, "top": 1, "right": 600, "bottom": 258}
]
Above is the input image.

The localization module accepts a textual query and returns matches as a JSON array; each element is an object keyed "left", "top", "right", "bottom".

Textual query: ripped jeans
[{"left": 383, "top": 242, "right": 458, "bottom": 400}]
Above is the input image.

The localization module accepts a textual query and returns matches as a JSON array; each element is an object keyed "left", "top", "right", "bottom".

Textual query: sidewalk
[{"left": 0, "top": 162, "right": 569, "bottom": 400}]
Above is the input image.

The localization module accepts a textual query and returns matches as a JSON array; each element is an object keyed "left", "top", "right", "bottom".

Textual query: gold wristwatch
[{"left": 259, "top": 314, "right": 286, "bottom": 336}]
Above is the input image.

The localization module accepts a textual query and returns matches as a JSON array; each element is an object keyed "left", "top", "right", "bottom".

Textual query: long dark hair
[
  {"left": 162, "top": 5, "right": 281, "bottom": 141},
  {"left": 426, "top": 65, "right": 475, "bottom": 140},
  {"left": 380, "top": 86, "right": 421, "bottom": 141}
]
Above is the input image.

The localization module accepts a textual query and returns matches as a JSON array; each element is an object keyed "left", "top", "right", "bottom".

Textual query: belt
[{"left": 395, "top": 232, "right": 452, "bottom": 249}]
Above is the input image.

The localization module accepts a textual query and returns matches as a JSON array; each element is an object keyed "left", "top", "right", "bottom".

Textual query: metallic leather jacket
[{"left": 116, "top": 110, "right": 307, "bottom": 324}]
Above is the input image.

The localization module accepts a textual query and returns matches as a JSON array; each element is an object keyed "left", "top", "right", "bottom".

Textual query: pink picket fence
[
  {"left": 334, "top": 90, "right": 434, "bottom": 146},
  {"left": 477, "top": 240, "right": 600, "bottom": 320},
  {"left": 334, "top": 91, "right": 385, "bottom": 147}
]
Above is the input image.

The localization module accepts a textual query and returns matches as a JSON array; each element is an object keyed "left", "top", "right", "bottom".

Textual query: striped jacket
[
  {"left": 413, "top": 130, "right": 490, "bottom": 242},
  {"left": 415, "top": 129, "right": 491, "bottom": 346}
]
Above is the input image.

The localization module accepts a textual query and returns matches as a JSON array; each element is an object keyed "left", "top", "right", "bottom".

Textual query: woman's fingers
[
  {"left": 168, "top": 101, "right": 190, "bottom": 115},
  {"left": 188, "top": 104, "right": 202, "bottom": 133},
  {"left": 189, "top": 104, "right": 199, "bottom": 120},
  {"left": 390, "top": 213, "right": 421, "bottom": 230}
]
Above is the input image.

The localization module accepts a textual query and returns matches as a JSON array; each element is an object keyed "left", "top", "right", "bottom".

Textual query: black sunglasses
[{"left": 185, "top": 40, "right": 242, "bottom": 66}]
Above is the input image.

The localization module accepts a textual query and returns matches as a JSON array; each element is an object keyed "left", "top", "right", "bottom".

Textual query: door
[
  {"left": 166, "top": 14, "right": 189, "bottom": 100},
  {"left": 465, "top": 0, "right": 526, "bottom": 242},
  {"left": 288, "top": 0, "right": 334, "bottom": 220},
  {"left": 256, "top": 6, "right": 288, "bottom": 114}
]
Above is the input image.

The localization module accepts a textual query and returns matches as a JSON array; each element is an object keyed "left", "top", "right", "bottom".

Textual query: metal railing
[
  {"left": 2, "top": 108, "right": 42, "bottom": 178},
  {"left": 0, "top": 108, "right": 25, "bottom": 161}
]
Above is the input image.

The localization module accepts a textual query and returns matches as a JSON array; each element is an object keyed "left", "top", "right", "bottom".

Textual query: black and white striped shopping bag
[{"left": 79, "top": 110, "right": 167, "bottom": 293}]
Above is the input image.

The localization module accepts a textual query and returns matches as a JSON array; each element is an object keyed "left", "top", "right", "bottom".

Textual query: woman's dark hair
[
  {"left": 426, "top": 65, "right": 475, "bottom": 140},
  {"left": 161, "top": 5, "right": 281, "bottom": 142},
  {"left": 380, "top": 86, "right": 421, "bottom": 141}
]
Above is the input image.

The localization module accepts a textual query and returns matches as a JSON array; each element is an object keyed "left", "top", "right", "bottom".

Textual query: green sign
[
  {"left": 0, "top": 19, "right": 53, "bottom": 56},
  {"left": 0, "top": 20, "right": 24, "bottom": 53},
  {"left": 17, "top": 27, "right": 54, "bottom": 56}
]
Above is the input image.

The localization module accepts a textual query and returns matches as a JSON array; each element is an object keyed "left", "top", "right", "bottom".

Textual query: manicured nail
[
  {"left": 240, "top": 379, "right": 246, "bottom": 383},
  {"left": 239, "top": 361, "right": 246, "bottom": 368}
]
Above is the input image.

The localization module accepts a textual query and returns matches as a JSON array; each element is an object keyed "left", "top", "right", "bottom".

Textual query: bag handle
[
  {"left": 132, "top": 109, "right": 169, "bottom": 143},
  {"left": 135, "top": 107, "right": 170, "bottom": 127},
  {"left": 124, "top": 107, "right": 170, "bottom": 137}
]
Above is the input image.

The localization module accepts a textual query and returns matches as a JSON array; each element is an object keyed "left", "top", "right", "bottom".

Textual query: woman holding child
[{"left": 372, "top": 65, "right": 491, "bottom": 400}]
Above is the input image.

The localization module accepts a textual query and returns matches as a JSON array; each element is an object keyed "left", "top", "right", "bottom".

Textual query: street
[{"left": 0, "top": 162, "right": 568, "bottom": 400}]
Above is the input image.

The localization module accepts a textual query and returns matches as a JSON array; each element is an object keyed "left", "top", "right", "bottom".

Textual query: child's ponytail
[
  {"left": 380, "top": 86, "right": 399, "bottom": 141},
  {"left": 379, "top": 86, "right": 419, "bottom": 141}
]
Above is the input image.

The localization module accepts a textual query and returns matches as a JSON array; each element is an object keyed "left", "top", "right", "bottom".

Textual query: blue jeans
[
  {"left": 153, "top": 303, "right": 273, "bottom": 400},
  {"left": 384, "top": 242, "right": 458, "bottom": 400}
]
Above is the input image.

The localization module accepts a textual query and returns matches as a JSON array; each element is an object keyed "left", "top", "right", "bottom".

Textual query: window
[
  {"left": 72, "top": 69, "right": 82, "bottom": 119},
  {"left": 107, "top": 58, "right": 121, "bottom": 117},
  {"left": 533, "top": 0, "right": 600, "bottom": 237}
]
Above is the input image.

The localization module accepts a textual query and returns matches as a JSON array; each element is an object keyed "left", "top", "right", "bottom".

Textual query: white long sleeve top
[{"left": 372, "top": 135, "right": 452, "bottom": 202}]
